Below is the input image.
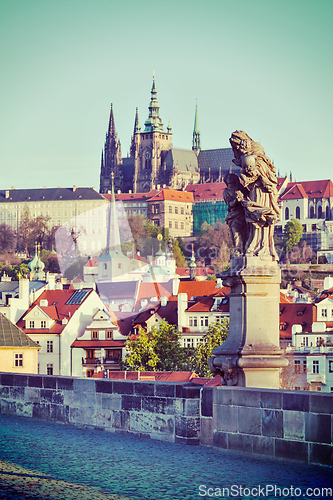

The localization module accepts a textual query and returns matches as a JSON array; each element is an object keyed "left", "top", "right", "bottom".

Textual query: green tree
[
  {"left": 172, "top": 238, "right": 186, "bottom": 268},
  {"left": 195, "top": 221, "right": 232, "bottom": 270},
  {"left": 124, "top": 319, "right": 185, "bottom": 371},
  {"left": 283, "top": 219, "right": 303, "bottom": 252},
  {"left": 17, "top": 206, "right": 51, "bottom": 256},
  {"left": 190, "top": 319, "right": 229, "bottom": 377},
  {"left": 0, "top": 224, "right": 15, "bottom": 252}
]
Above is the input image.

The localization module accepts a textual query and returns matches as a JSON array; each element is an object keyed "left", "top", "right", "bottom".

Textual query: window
[
  {"left": 302, "top": 337, "right": 308, "bottom": 346},
  {"left": 41, "top": 321, "right": 46, "bottom": 328},
  {"left": 295, "top": 206, "right": 300, "bottom": 219},
  {"left": 181, "top": 207, "right": 184, "bottom": 215},
  {"left": 321, "top": 309, "right": 327, "bottom": 317},
  {"left": 175, "top": 207, "right": 178, "bottom": 214},
  {"left": 312, "top": 360, "right": 319, "bottom": 374},
  {"left": 29, "top": 321, "right": 34, "bottom": 328},
  {"left": 169, "top": 221, "right": 172, "bottom": 228},
  {"left": 329, "top": 360, "right": 333, "bottom": 373},
  {"left": 285, "top": 207, "right": 289, "bottom": 220},
  {"left": 14, "top": 353, "right": 23, "bottom": 367},
  {"left": 47, "top": 341, "right": 53, "bottom": 353},
  {"left": 181, "top": 222, "right": 184, "bottom": 230},
  {"left": 303, "top": 360, "right": 307, "bottom": 373},
  {"left": 106, "top": 330, "right": 113, "bottom": 339},
  {"left": 169, "top": 206, "right": 172, "bottom": 213},
  {"left": 92, "top": 331, "right": 98, "bottom": 339},
  {"left": 175, "top": 222, "right": 178, "bottom": 229},
  {"left": 47, "top": 364, "right": 53, "bottom": 375},
  {"left": 294, "top": 360, "right": 301, "bottom": 373}
]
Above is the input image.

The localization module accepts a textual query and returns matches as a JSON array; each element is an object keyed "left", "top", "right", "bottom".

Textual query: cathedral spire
[
  {"left": 192, "top": 101, "right": 201, "bottom": 156},
  {"left": 130, "top": 108, "right": 140, "bottom": 158},
  {"left": 144, "top": 73, "right": 165, "bottom": 133},
  {"left": 108, "top": 103, "right": 115, "bottom": 137}
]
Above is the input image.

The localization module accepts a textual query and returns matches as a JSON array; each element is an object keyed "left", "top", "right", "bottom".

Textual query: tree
[
  {"left": 0, "top": 224, "right": 15, "bottom": 252},
  {"left": 195, "top": 221, "right": 232, "bottom": 271},
  {"left": 190, "top": 319, "right": 229, "bottom": 377},
  {"left": 283, "top": 219, "right": 303, "bottom": 252},
  {"left": 17, "top": 206, "right": 51, "bottom": 256},
  {"left": 172, "top": 239, "right": 186, "bottom": 268},
  {"left": 124, "top": 319, "right": 186, "bottom": 371}
]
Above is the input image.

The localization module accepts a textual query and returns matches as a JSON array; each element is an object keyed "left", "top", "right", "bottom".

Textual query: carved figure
[
  {"left": 223, "top": 173, "right": 248, "bottom": 256},
  {"left": 229, "top": 131, "right": 279, "bottom": 260}
]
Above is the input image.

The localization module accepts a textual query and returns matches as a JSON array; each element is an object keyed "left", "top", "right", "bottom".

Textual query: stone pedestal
[{"left": 208, "top": 256, "right": 288, "bottom": 389}]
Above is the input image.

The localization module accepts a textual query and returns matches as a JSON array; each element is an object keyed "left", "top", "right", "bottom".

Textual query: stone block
[
  {"left": 95, "top": 380, "right": 113, "bottom": 394},
  {"left": 238, "top": 407, "right": 261, "bottom": 435},
  {"left": 0, "top": 386, "right": 9, "bottom": 398},
  {"left": 130, "top": 412, "right": 174, "bottom": 436},
  {"left": 13, "top": 374, "right": 28, "bottom": 387},
  {"left": 142, "top": 396, "right": 179, "bottom": 415},
  {"left": 112, "top": 410, "right": 122, "bottom": 429},
  {"left": 133, "top": 382, "right": 154, "bottom": 396},
  {"left": 33, "top": 402, "right": 51, "bottom": 420},
  {"left": 213, "top": 387, "right": 232, "bottom": 406},
  {"left": 50, "top": 403, "right": 68, "bottom": 423},
  {"left": 184, "top": 399, "right": 200, "bottom": 417},
  {"left": 96, "top": 408, "right": 113, "bottom": 429},
  {"left": 41, "top": 389, "right": 53, "bottom": 402},
  {"left": 228, "top": 433, "right": 253, "bottom": 454},
  {"left": 275, "top": 439, "right": 308, "bottom": 463},
  {"left": 25, "top": 387, "right": 40, "bottom": 402},
  {"left": 155, "top": 383, "right": 175, "bottom": 398},
  {"left": 284, "top": 410, "right": 305, "bottom": 440},
  {"left": 310, "top": 393, "right": 333, "bottom": 415},
  {"left": 232, "top": 388, "right": 261, "bottom": 407},
  {"left": 102, "top": 394, "right": 121, "bottom": 411},
  {"left": 121, "top": 410, "right": 130, "bottom": 430},
  {"left": 175, "top": 436, "right": 199, "bottom": 445},
  {"left": 200, "top": 417, "right": 213, "bottom": 446},
  {"left": 201, "top": 387, "right": 213, "bottom": 417},
  {"left": 16, "top": 401, "right": 33, "bottom": 418},
  {"left": 282, "top": 392, "right": 309, "bottom": 412},
  {"left": 69, "top": 405, "right": 96, "bottom": 426},
  {"left": 252, "top": 435, "right": 274, "bottom": 457},
  {"left": 260, "top": 390, "right": 282, "bottom": 409},
  {"left": 305, "top": 413, "right": 331, "bottom": 444},
  {"left": 9, "top": 386, "right": 25, "bottom": 400},
  {"left": 75, "top": 390, "right": 96, "bottom": 408},
  {"left": 262, "top": 409, "right": 283, "bottom": 438},
  {"left": 213, "top": 405, "right": 238, "bottom": 432},
  {"left": 56, "top": 377, "right": 74, "bottom": 391},
  {"left": 175, "top": 384, "right": 200, "bottom": 399},
  {"left": 43, "top": 376, "right": 57, "bottom": 389},
  {"left": 73, "top": 378, "right": 96, "bottom": 393},
  {"left": 212, "top": 430, "right": 228, "bottom": 449},
  {"left": 309, "top": 443, "right": 333, "bottom": 466},
  {"left": 1, "top": 400, "right": 16, "bottom": 415},
  {"left": 113, "top": 381, "right": 134, "bottom": 395},
  {"left": 1, "top": 373, "right": 13, "bottom": 386},
  {"left": 28, "top": 375, "right": 42, "bottom": 388},
  {"left": 52, "top": 391, "right": 64, "bottom": 405},
  {"left": 122, "top": 395, "right": 141, "bottom": 411},
  {"left": 175, "top": 415, "right": 200, "bottom": 439}
]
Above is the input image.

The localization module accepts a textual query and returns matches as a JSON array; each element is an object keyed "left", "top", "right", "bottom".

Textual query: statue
[
  {"left": 223, "top": 173, "right": 248, "bottom": 256},
  {"left": 228, "top": 131, "right": 279, "bottom": 261}
]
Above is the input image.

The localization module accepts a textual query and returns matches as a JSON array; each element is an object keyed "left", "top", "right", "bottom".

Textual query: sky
[{"left": 0, "top": 0, "right": 332, "bottom": 190}]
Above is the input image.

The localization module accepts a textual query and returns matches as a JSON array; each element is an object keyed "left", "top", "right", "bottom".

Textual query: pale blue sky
[{"left": 0, "top": 0, "right": 332, "bottom": 189}]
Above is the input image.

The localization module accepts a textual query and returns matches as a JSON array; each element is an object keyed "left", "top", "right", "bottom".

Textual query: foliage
[
  {"left": 0, "top": 262, "right": 29, "bottom": 280},
  {"left": 195, "top": 221, "right": 232, "bottom": 271},
  {"left": 189, "top": 319, "right": 229, "bottom": 377},
  {"left": 16, "top": 206, "right": 51, "bottom": 256},
  {"left": 40, "top": 249, "right": 61, "bottom": 273},
  {"left": 124, "top": 319, "right": 186, "bottom": 371},
  {"left": 283, "top": 219, "right": 303, "bottom": 252},
  {"left": 0, "top": 224, "right": 15, "bottom": 252},
  {"left": 172, "top": 238, "right": 186, "bottom": 268}
]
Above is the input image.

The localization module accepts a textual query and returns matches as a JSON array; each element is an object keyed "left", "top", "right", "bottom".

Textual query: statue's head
[{"left": 224, "top": 173, "right": 240, "bottom": 188}]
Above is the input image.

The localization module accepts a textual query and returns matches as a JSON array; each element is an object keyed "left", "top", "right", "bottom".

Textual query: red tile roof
[
  {"left": 280, "top": 183, "right": 308, "bottom": 200},
  {"left": 17, "top": 289, "right": 93, "bottom": 335},
  {"left": 281, "top": 179, "right": 333, "bottom": 200},
  {"left": 147, "top": 188, "right": 193, "bottom": 203},
  {"left": 135, "top": 281, "right": 173, "bottom": 307},
  {"left": 186, "top": 287, "right": 230, "bottom": 312},
  {"left": 71, "top": 340, "right": 125, "bottom": 348},
  {"left": 279, "top": 303, "right": 316, "bottom": 341},
  {"left": 185, "top": 182, "right": 226, "bottom": 201},
  {"left": 105, "top": 189, "right": 157, "bottom": 202},
  {"left": 176, "top": 267, "right": 215, "bottom": 277},
  {"left": 177, "top": 280, "right": 219, "bottom": 299}
]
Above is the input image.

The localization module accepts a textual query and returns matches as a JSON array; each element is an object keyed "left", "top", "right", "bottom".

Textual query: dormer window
[
  {"left": 92, "top": 331, "right": 98, "bottom": 339},
  {"left": 41, "top": 321, "right": 46, "bottom": 328},
  {"left": 29, "top": 321, "right": 34, "bottom": 328},
  {"left": 106, "top": 330, "right": 112, "bottom": 339}
]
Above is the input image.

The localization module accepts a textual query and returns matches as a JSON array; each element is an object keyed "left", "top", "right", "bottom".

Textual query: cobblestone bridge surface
[{"left": 0, "top": 414, "right": 332, "bottom": 500}]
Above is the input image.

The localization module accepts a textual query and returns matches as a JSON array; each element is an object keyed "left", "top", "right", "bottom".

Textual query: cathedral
[{"left": 99, "top": 76, "right": 238, "bottom": 194}]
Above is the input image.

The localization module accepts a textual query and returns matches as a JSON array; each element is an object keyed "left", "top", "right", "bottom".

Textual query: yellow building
[{"left": 0, "top": 312, "right": 40, "bottom": 374}]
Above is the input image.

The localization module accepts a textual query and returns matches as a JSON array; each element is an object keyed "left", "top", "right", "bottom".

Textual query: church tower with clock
[{"left": 132, "top": 75, "right": 173, "bottom": 193}]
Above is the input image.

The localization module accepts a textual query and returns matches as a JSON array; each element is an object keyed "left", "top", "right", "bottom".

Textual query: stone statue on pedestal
[{"left": 208, "top": 131, "right": 288, "bottom": 389}]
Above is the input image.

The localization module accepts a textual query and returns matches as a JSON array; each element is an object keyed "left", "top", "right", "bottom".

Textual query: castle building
[{"left": 99, "top": 76, "right": 237, "bottom": 194}]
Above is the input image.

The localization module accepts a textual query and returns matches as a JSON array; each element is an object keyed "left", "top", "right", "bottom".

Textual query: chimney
[
  {"left": 160, "top": 296, "right": 168, "bottom": 307},
  {"left": 11, "top": 187, "right": 16, "bottom": 190},
  {"left": 117, "top": 190, "right": 121, "bottom": 194},
  {"left": 177, "top": 293, "right": 188, "bottom": 331},
  {"left": 5, "top": 190, "right": 9, "bottom": 199},
  {"left": 129, "top": 190, "right": 132, "bottom": 194},
  {"left": 73, "top": 186, "right": 77, "bottom": 192}
]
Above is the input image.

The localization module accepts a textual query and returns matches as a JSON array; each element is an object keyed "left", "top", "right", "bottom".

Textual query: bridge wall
[{"left": 0, "top": 373, "right": 332, "bottom": 467}]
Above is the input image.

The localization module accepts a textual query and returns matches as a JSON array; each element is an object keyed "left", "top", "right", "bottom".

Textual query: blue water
[{"left": 0, "top": 414, "right": 331, "bottom": 500}]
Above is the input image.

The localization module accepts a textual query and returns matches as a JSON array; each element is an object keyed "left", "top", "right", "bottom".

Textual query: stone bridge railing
[{"left": 0, "top": 373, "right": 332, "bottom": 467}]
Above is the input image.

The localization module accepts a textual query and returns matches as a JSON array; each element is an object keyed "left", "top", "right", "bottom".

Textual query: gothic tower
[
  {"left": 100, "top": 104, "right": 123, "bottom": 194},
  {"left": 133, "top": 75, "right": 173, "bottom": 193},
  {"left": 192, "top": 102, "right": 201, "bottom": 156}
]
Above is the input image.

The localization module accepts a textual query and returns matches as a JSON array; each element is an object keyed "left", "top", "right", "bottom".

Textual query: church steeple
[
  {"left": 143, "top": 74, "right": 165, "bottom": 133},
  {"left": 130, "top": 107, "right": 140, "bottom": 157},
  {"left": 192, "top": 101, "right": 201, "bottom": 156},
  {"left": 100, "top": 103, "right": 123, "bottom": 194}
]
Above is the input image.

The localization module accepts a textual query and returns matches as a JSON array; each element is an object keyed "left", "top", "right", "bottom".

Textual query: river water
[{"left": 0, "top": 414, "right": 331, "bottom": 500}]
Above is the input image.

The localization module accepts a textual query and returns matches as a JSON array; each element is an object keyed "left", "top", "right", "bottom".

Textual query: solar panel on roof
[{"left": 66, "top": 289, "right": 89, "bottom": 305}]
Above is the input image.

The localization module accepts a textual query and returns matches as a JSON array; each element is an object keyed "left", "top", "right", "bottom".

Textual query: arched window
[
  {"left": 318, "top": 205, "right": 322, "bottom": 219},
  {"left": 310, "top": 205, "right": 314, "bottom": 218},
  {"left": 326, "top": 205, "right": 330, "bottom": 220},
  {"left": 295, "top": 206, "right": 300, "bottom": 219},
  {"left": 285, "top": 207, "right": 289, "bottom": 220}
]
